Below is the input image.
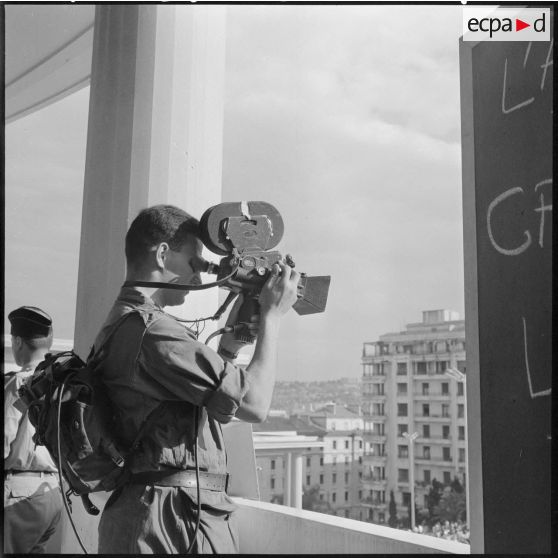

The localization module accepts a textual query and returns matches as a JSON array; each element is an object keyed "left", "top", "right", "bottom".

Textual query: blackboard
[{"left": 460, "top": 31, "right": 552, "bottom": 554}]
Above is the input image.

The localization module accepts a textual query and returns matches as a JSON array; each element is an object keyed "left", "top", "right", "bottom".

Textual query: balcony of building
[
  {"left": 420, "top": 435, "right": 453, "bottom": 445},
  {"left": 363, "top": 433, "right": 387, "bottom": 444},
  {"left": 360, "top": 474, "right": 388, "bottom": 489},
  {"left": 415, "top": 414, "right": 452, "bottom": 422}
]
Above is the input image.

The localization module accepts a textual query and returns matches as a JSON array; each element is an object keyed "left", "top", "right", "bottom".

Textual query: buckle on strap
[{"left": 130, "top": 470, "right": 229, "bottom": 492}]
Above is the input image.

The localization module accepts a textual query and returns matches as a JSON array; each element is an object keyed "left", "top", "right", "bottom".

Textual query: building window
[
  {"left": 306, "top": 456, "right": 311, "bottom": 467},
  {"left": 332, "top": 441, "right": 337, "bottom": 450},
  {"left": 458, "top": 404, "right": 464, "bottom": 418},
  {"left": 457, "top": 360, "right": 466, "bottom": 373},
  {"left": 458, "top": 426, "right": 465, "bottom": 440},
  {"left": 402, "top": 492, "right": 411, "bottom": 506},
  {"left": 320, "top": 474, "right": 324, "bottom": 484},
  {"left": 378, "top": 512, "right": 385, "bottom": 523},
  {"left": 397, "top": 382, "right": 407, "bottom": 395},
  {"left": 422, "top": 382, "right": 429, "bottom": 395},
  {"left": 358, "top": 456, "right": 363, "bottom": 464},
  {"left": 345, "top": 491, "right": 349, "bottom": 502},
  {"left": 442, "top": 382, "right": 449, "bottom": 395},
  {"left": 332, "top": 473, "right": 337, "bottom": 484},
  {"left": 320, "top": 457, "right": 324, "bottom": 466},
  {"left": 436, "top": 361, "right": 448, "bottom": 373},
  {"left": 359, "top": 490, "right": 362, "bottom": 499},
  {"left": 458, "top": 382, "right": 464, "bottom": 396},
  {"left": 271, "top": 460, "right": 275, "bottom": 470},
  {"left": 332, "top": 492, "right": 337, "bottom": 503},
  {"left": 398, "top": 445, "right": 409, "bottom": 458},
  {"left": 423, "top": 404, "right": 430, "bottom": 417},
  {"left": 359, "top": 472, "right": 362, "bottom": 480},
  {"left": 271, "top": 477, "right": 275, "bottom": 489},
  {"left": 459, "top": 448, "right": 466, "bottom": 462},
  {"left": 319, "top": 493, "right": 324, "bottom": 501},
  {"left": 345, "top": 472, "right": 349, "bottom": 484},
  {"left": 423, "top": 446, "right": 431, "bottom": 460},
  {"left": 424, "top": 469, "right": 431, "bottom": 483},
  {"left": 443, "top": 425, "right": 450, "bottom": 439},
  {"left": 397, "top": 403, "right": 408, "bottom": 417},
  {"left": 416, "top": 361, "right": 427, "bottom": 374},
  {"left": 359, "top": 440, "right": 363, "bottom": 449},
  {"left": 443, "top": 447, "right": 451, "bottom": 461},
  {"left": 345, "top": 440, "right": 350, "bottom": 449},
  {"left": 442, "top": 404, "right": 450, "bottom": 417},
  {"left": 306, "top": 475, "right": 311, "bottom": 485},
  {"left": 345, "top": 455, "right": 350, "bottom": 465},
  {"left": 443, "top": 471, "right": 451, "bottom": 484},
  {"left": 398, "top": 424, "right": 408, "bottom": 437},
  {"left": 397, "top": 362, "right": 407, "bottom": 375},
  {"left": 422, "top": 424, "right": 430, "bottom": 438},
  {"left": 398, "top": 469, "right": 409, "bottom": 483}
]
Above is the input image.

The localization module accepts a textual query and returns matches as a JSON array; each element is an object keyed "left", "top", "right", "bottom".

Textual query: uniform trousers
[
  {"left": 98, "top": 483, "right": 239, "bottom": 554},
  {"left": 4, "top": 472, "right": 62, "bottom": 554}
]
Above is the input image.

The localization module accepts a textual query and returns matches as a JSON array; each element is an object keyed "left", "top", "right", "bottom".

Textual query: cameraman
[
  {"left": 95, "top": 204, "right": 299, "bottom": 554},
  {"left": 4, "top": 307, "right": 62, "bottom": 554}
]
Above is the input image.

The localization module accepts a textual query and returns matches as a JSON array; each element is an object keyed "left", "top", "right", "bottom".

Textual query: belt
[
  {"left": 130, "top": 469, "right": 229, "bottom": 492},
  {"left": 5, "top": 470, "right": 57, "bottom": 478}
]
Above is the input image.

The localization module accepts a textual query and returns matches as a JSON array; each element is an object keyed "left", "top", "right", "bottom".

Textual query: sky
[{"left": 4, "top": 5, "right": 465, "bottom": 381}]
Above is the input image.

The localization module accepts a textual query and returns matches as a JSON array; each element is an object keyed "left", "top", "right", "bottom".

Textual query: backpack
[{"left": 18, "top": 314, "right": 142, "bottom": 515}]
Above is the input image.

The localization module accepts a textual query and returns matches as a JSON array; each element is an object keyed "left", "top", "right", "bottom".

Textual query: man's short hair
[
  {"left": 125, "top": 205, "right": 200, "bottom": 268},
  {"left": 22, "top": 332, "right": 53, "bottom": 352}
]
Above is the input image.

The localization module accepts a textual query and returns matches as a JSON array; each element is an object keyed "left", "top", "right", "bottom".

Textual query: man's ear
[{"left": 155, "top": 243, "right": 170, "bottom": 270}]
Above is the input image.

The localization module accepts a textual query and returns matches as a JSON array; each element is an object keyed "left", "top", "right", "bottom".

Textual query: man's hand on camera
[
  {"left": 218, "top": 294, "right": 260, "bottom": 359},
  {"left": 259, "top": 262, "right": 300, "bottom": 319}
]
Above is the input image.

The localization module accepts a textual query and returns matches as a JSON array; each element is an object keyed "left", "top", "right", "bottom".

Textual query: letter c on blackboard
[{"left": 487, "top": 187, "right": 532, "bottom": 256}]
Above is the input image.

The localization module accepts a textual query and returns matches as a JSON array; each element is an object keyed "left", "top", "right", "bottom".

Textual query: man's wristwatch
[{"left": 218, "top": 346, "right": 239, "bottom": 360}]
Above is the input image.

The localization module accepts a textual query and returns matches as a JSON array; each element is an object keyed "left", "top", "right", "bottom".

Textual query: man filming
[
  {"left": 4, "top": 306, "right": 62, "bottom": 554},
  {"left": 95, "top": 204, "right": 299, "bottom": 553}
]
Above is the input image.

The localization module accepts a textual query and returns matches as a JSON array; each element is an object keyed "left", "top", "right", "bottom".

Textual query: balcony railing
[
  {"left": 233, "top": 498, "right": 470, "bottom": 554},
  {"left": 57, "top": 492, "right": 469, "bottom": 554}
]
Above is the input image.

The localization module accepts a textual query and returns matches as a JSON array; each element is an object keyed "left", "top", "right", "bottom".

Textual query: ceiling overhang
[{"left": 5, "top": 5, "right": 95, "bottom": 123}]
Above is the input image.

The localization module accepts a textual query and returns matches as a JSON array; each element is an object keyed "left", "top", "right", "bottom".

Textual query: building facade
[
  {"left": 254, "top": 405, "right": 367, "bottom": 520},
  {"left": 361, "top": 310, "right": 467, "bottom": 525}
]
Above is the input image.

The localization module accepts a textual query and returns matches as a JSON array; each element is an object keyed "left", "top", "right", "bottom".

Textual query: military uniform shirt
[{"left": 4, "top": 370, "right": 57, "bottom": 472}]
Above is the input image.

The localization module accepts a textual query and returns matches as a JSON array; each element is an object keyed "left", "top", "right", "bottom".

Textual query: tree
[
  {"left": 388, "top": 490, "right": 398, "bottom": 527},
  {"left": 302, "top": 484, "right": 333, "bottom": 514},
  {"left": 425, "top": 478, "right": 444, "bottom": 524},
  {"left": 451, "top": 476, "right": 464, "bottom": 494},
  {"left": 434, "top": 487, "right": 466, "bottom": 523}
]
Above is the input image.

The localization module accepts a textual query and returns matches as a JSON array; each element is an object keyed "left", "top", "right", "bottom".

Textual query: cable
[
  {"left": 57, "top": 374, "right": 88, "bottom": 554},
  {"left": 123, "top": 262, "right": 240, "bottom": 292}
]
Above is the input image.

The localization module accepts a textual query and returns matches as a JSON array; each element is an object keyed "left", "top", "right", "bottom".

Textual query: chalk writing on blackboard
[
  {"left": 486, "top": 178, "right": 552, "bottom": 256},
  {"left": 522, "top": 316, "right": 551, "bottom": 399},
  {"left": 501, "top": 39, "right": 554, "bottom": 114}
]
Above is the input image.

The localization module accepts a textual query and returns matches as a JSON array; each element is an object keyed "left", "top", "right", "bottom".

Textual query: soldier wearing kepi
[{"left": 4, "top": 306, "right": 63, "bottom": 554}]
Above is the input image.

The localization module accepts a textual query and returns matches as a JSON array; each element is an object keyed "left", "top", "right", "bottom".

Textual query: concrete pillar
[
  {"left": 284, "top": 452, "right": 292, "bottom": 507},
  {"left": 63, "top": 6, "right": 226, "bottom": 552},
  {"left": 292, "top": 453, "right": 304, "bottom": 509},
  {"left": 74, "top": 4, "right": 226, "bottom": 357}
]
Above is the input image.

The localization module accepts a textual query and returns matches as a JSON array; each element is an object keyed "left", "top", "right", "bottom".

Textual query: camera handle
[{"left": 234, "top": 296, "right": 260, "bottom": 344}]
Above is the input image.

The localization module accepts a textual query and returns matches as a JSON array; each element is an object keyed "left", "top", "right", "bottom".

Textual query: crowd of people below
[{"left": 412, "top": 520, "right": 470, "bottom": 543}]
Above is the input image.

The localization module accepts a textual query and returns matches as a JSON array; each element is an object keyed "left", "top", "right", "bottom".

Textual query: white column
[
  {"left": 74, "top": 5, "right": 226, "bottom": 357},
  {"left": 292, "top": 452, "right": 303, "bottom": 509},
  {"left": 284, "top": 452, "right": 292, "bottom": 507}
]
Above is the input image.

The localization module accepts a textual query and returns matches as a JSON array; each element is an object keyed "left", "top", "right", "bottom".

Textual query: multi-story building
[
  {"left": 361, "top": 310, "right": 467, "bottom": 525},
  {"left": 254, "top": 404, "right": 367, "bottom": 520}
]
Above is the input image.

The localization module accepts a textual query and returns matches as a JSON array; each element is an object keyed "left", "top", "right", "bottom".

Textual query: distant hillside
[{"left": 270, "top": 377, "right": 363, "bottom": 415}]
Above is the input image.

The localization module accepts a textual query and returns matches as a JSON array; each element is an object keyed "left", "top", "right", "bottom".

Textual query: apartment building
[
  {"left": 254, "top": 405, "right": 367, "bottom": 520},
  {"left": 361, "top": 310, "right": 467, "bottom": 525}
]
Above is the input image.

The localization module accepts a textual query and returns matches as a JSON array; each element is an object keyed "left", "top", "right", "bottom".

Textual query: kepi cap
[{"left": 8, "top": 306, "right": 53, "bottom": 338}]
